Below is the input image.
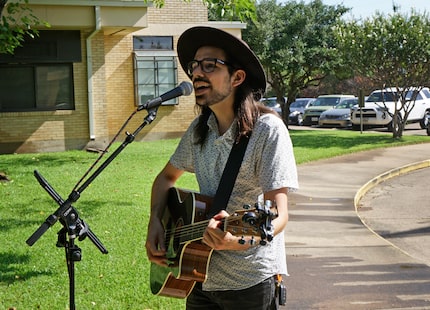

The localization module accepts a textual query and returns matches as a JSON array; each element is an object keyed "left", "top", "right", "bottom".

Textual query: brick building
[{"left": 0, "top": 0, "right": 245, "bottom": 153}]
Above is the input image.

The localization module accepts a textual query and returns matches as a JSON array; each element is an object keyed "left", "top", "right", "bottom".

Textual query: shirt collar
[{"left": 207, "top": 113, "right": 237, "bottom": 144}]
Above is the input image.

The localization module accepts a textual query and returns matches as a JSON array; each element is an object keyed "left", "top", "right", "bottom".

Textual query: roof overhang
[{"left": 23, "top": 0, "right": 150, "bottom": 34}]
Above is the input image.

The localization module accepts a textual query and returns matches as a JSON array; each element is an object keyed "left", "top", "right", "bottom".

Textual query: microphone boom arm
[{"left": 26, "top": 107, "right": 159, "bottom": 249}]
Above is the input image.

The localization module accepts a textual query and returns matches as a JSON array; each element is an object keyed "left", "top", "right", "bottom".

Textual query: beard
[{"left": 194, "top": 77, "right": 234, "bottom": 108}]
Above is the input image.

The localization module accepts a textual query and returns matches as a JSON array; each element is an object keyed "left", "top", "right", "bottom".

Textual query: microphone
[{"left": 138, "top": 81, "right": 193, "bottom": 111}]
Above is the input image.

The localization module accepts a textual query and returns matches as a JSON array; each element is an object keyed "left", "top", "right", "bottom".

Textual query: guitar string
[
  {"left": 164, "top": 216, "right": 246, "bottom": 236},
  {"left": 164, "top": 217, "right": 260, "bottom": 243}
]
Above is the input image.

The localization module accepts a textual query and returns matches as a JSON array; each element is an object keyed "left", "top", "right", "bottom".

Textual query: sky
[{"left": 308, "top": 0, "right": 430, "bottom": 19}]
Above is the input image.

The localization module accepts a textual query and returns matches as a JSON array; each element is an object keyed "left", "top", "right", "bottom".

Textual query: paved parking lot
[
  {"left": 358, "top": 167, "right": 430, "bottom": 267},
  {"left": 283, "top": 138, "right": 430, "bottom": 309}
]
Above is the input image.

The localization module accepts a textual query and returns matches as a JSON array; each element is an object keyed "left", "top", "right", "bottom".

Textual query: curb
[
  {"left": 354, "top": 159, "right": 430, "bottom": 266},
  {"left": 354, "top": 159, "right": 430, "bottom": 208}
]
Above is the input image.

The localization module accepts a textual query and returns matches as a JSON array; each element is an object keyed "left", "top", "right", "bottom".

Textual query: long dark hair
[{"left": 194, "top": 76, "right": 276, "bottom": 146}]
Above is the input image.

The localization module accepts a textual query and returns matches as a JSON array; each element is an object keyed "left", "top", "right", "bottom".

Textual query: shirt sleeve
[
  {"left": 254, "top": 114, "right": 299, "bottom": 193},
  {"left": 169, "top": 117, "right": 198, "bottom": 173}
]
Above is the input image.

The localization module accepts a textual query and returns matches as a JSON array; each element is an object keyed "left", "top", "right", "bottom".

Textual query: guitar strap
[{"left": 207, "top": 135, "right": 250, "bottom": 218}]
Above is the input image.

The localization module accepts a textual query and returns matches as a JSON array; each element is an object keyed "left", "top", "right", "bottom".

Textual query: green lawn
[{"left": 1, "top": 129, "right": 428, "bottom": 309}]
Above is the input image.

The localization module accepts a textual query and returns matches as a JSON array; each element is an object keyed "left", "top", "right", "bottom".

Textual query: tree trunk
[
  {"left": 391, "top": 112, "right": 403, "bottom": 138},
  {"left": 0, "top": 0, "right": 8, "bottom": 17}
]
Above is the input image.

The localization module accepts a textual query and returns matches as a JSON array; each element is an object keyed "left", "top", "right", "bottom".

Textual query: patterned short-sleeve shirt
[{"left": 170, "top": 112, "right": 299, "bottom": 291}]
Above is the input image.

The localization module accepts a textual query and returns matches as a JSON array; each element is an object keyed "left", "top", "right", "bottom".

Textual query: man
[{"left": 145, "top": 26, "right": 298, "bottom": 309}]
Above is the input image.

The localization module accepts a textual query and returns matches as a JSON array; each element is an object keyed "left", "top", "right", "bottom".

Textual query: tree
[
  {"left": 242, "top": 0, "right": 349, "bottom": 121},
  {"left": 336, "top": 10, "right": 430, "bottom": 138},
  {"left": 0, "top": 0, "right": 48, "bottom": 54},
  {"left": 206, "top": 0, "right": 256, "bottom": 21}
]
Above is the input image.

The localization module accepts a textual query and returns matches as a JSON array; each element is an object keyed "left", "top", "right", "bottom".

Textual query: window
[
  {"left": 367, "top": 92, "right": 398, "bottom": 102},
  {"left": 0, "top": 64, "right": 74, "bottom": 111},
  {"left": 133, "top": 36, "right": 173, "bottom": 51},
  {"left": 133, "top": 36, "right": 177, "bottom": 106},
  {"left": 0, "top": 30, "right": 79, "bottom": 112},
  {"left": 134, "top": 54, "right": 178, "bottom": 105}
]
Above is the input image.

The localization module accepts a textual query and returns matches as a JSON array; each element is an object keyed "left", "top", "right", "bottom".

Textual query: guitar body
[
  {"left": 150, "top": 187, "right": 214, "bottom": 298},
  {"left": 149, "top": 187, "right": 275, "bottom": 298}
]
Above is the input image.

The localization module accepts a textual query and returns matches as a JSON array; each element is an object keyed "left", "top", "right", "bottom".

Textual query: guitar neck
[
  {"left": 180, "top": 220, "right": 210, "bottom": 243},
  {"left": 175, "top": 215, "right": 259, "bottom": 245}
]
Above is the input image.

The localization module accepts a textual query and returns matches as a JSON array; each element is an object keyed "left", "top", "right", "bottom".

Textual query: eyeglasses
[{"left": 187, "top": 58, "right": 232, "bottom": 76}]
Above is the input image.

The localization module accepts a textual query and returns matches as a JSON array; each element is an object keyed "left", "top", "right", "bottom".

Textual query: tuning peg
[
  {"left": 249, "top": 237, "right": 256, "bottom": 246},
  {"left": 242, "top": 212, "right": 257, "bottom": 226},
  {"left": 238, "top": 237, "right": 246, "bottom": 245},
  {"left": 243, "top": 204, "right": 252, "bottom": 210}
]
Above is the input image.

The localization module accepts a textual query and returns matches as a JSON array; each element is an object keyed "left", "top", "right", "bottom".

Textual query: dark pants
[{"left": 186, "top": 277, "right": 279, "bottom": 310}]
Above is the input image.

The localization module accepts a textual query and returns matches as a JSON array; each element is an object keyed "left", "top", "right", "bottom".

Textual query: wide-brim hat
[{"left": 177, "top": 26, "right": 266, "bottom": 94}]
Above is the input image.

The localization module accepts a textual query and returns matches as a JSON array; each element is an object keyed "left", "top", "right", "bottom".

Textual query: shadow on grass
[
  {"left": 0, "top": 252, "right": 53, "bottom": 285},
  {"left": 0, "top": 217, "right": 45, "bottom": 233},
  {"left": 0, "top": 152, "right": 97, "bottom": 173}
]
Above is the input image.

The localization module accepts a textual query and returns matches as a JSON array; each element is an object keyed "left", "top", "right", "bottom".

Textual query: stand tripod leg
[
  {"left": 66, "top": 243, "right": 76, "bottom": 310},
  {"left": 58, "top": 213, "right": 82, "bottom": 310}
]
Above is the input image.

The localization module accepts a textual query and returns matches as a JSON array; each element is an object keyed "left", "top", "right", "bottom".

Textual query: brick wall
[
  {"left": 0, "top": 0, "right": 219, "bottom": 153},
  {"left": 0, "top": 32, "right": 90, "bottom": 153},
  {"left": 103, "top": 0, "right": 208, "bottom": 142},
  {"left": 103, "top": 32, "right": 199, "bottom": 143},
  {"left": 148, "top": 0, "right": 208, "bottom": 24}
]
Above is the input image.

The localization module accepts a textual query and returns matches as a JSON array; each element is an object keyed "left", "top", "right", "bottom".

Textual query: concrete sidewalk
[{"left": 283, "top": 143, "right": 430, "bottom": 309}]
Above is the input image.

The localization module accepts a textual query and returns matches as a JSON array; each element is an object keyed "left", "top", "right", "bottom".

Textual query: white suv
[{"left": 351, "top": 87, "right": 430, "bottom": 130}]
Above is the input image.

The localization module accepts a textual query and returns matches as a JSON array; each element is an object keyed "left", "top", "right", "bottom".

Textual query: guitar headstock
[{"left": 225, "top": 200, "right": 277, "bottom": 246}]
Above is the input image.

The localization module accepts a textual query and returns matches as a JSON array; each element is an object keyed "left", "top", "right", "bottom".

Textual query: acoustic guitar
[{"left": 150, "top": 187, "right": 276, "bottom": 298}]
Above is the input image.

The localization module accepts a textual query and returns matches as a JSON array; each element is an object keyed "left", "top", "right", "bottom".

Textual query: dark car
[
  {"left": 288, "top": 98, "right": 315, "bottom": 125},
  {"left": 260, "top": 97, "right": 284, "bottom": 116}
]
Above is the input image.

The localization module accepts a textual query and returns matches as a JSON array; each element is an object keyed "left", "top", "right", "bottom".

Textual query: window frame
[
  {"left": 0, "top": 30, "right": 79, "bottom": 113},
  {"left": 133, "top": 50, "right": 178, "bottom": 107},
  {"left": 0, "top": 63, "right": 75, "bottom": 112}
]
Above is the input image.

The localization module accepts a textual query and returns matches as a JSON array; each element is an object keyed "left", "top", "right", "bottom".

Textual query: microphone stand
[{"left": 26, "top": 107, "right": 159, "bottom": 310}]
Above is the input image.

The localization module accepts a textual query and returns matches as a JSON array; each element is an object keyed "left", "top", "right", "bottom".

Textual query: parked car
[
  {"left": 351, "top": 87, "right": 430, "bottom": 131},
  {"left": 318, "top": 98, "right": 358, "bottom": 127},
  {"left": 260, "top": 97, "right": 283, "bottom": 116},
  {"left": 303, "top": 95, "right": 355, "bottom": 126},
  {"left": 427, "top": 112, "right": 430, "bottom": 136},
  {"left": 288, "top": 98, "right": 315, "bottom": 125}
]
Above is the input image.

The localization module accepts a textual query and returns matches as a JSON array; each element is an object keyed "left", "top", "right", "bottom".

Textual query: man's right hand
[{"left": 145, "top": 217, "right": 168, "bottom": 266}]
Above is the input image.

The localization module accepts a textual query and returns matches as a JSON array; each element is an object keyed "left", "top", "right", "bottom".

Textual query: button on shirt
[{"left": 170, "top": 112, "right": 298, "bottom": 291}]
